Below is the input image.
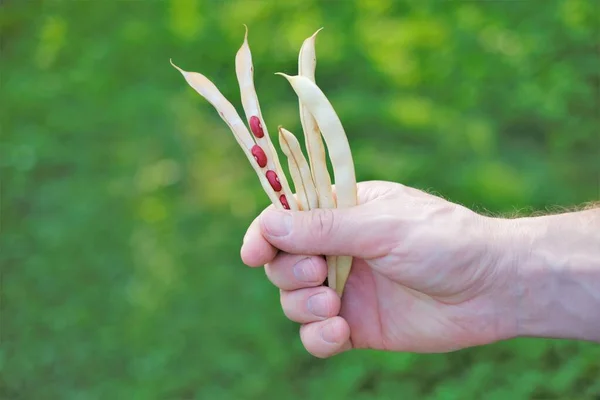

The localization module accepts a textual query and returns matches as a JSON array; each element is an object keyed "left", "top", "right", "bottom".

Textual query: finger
[
  {"left": 265, "top": 253, "right": 327, "bottom": 290},
  {"left": 259, "top": 207, "right": 393, "bottom": 258},
  {"left": 280, "top": 286, "right": 340, "bottom": 323},
  {"left": 299, "top": 317, "right": 352, "bottom": 358},
  {"left": 241, "top": 211, "right": 278, "bottom": 267}
]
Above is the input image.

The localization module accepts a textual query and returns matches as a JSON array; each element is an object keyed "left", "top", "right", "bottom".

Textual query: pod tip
[
  {"left": 313, "top": 27, "right": 324, "bottom": 37},
  {"left": 278, "top": 126, "right": 294, "bottom": 139},
  {"left": 169, "top": 58, "right": 184, "bottom": 73},
  {"left": 274, "top": 72, "right": 292, "bottom": 80}
]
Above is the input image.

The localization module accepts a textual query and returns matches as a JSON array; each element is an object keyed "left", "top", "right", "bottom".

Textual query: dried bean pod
[
  {"left": 236, "top": 26, "right": 298, "bottom": 210},
  {"left": 277, "top": 73, "right": 357, "bottom": 295},
  {"left": 298, "top": 28, "right": 339, "bottom": 290}
]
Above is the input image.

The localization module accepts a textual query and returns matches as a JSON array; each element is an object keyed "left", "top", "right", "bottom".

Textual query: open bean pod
[
  {"left": 170, "top": 60, "right": 283, "bottom": 208},
  {"left": 235, "top": 26, "right": 297, "bottom": 211},
  {"left": 170, "top": 27, "right": 299, "bottom": 212}
]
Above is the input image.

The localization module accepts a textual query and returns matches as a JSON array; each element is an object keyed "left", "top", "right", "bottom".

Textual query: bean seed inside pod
[
  {"left": 266, "top": 170, "right": 282, "bottom": 191},
  {"left": 251, "top": 145, "right": 267, "bottom": 167},
  {"left": 279, "top": 194, "right": 290, "bottom": 209},
  {"left": 249, "top": 116, "right": 264, "bottom": 138}
]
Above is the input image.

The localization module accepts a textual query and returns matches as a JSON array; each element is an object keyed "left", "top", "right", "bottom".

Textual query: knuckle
[{"left": 310, "top": 208, "right": 336, "bottom": 238}]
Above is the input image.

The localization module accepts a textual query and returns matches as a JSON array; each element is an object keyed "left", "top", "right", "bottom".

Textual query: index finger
[{"left": 241, "top": 207, "right": 279, "bottom": 267}]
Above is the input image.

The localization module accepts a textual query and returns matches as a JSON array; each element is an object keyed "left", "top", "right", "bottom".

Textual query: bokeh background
[{"left": 2, "top": 0, "right": 599, "bottom": 398}]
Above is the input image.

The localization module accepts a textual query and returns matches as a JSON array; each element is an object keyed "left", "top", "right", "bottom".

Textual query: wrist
[{"left": 506, "top": 210, "right": 600, "bottom": 342}]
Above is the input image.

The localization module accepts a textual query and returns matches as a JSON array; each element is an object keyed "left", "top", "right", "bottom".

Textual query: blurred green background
[{"left": 2, "top": 0, "right": 599, "bottom": 399}]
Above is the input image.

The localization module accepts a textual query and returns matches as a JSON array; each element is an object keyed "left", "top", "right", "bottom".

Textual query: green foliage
[{"left": 1, "top": 0, "right": 598, "bottom": 398}]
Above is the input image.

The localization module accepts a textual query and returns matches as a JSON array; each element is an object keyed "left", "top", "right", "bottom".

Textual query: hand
[{"left": 241, "top": 181, "right": 518, "bottom": 358}]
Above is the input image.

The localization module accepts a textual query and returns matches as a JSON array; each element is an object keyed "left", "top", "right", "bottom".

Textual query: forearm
[{"left": 506, "top": 207, "right": 600, "bottom": 342}]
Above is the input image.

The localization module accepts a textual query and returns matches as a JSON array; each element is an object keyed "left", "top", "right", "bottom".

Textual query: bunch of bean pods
[{"left": 171, "top": 26, "right": 357, "bottom": 297}]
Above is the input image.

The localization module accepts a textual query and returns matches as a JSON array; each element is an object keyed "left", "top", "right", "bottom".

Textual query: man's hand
[
  {"left": 240, "top": 181, "right": 600, "bottom": 358},
  {"left": 241, "top": 181, "right": 518, "bottom": 357}
]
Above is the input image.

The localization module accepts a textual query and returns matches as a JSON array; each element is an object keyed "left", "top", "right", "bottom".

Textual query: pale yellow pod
[
  {"left": 277, "top": 74, "right": 357, "bottom": 207},
  {"left": 278, "top": 127, "right": 319, "bottom": 211},
  {"left": 277, "top": 73, "right": 357, "bottom": 295},
  {"left": 298, "top": 28, "right": 338, "bottom": 291},
  {"left": 298, "top": 28, "right": 332, "bottom": 200},
  {"left": 235, "top": 26, "right": 298, "bottom": 211},
  {"left": 170, "top": 60, "right": 282, "bottom": 209},
  {"left": 326, "top": 255, "right": 338, "bottom": 293},
  {"left": 335, "top": 256, "right": 353, "bottom": 294}
]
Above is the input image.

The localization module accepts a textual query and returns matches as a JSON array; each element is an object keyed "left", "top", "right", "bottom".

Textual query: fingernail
[
  {"left": 293, "top": 258, "right": 317, "bottom": 282},
  {"left": 261, "top": 210, "right": 292, "bottom": 237},
  {"left": 320, "top": 319, "right": 339, "bottom": 344},
  {"left": 307, "top": 292, "right": 330, "bottom": 318}
]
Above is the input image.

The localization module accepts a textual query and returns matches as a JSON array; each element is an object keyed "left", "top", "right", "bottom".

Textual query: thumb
[{"left": 259, "top": 207, "right": 390, "bottom": 258}]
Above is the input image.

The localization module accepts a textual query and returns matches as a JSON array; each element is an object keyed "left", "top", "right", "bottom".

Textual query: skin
[{"left": 240, "top": 181, "right": 600, "bottom": 358}]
